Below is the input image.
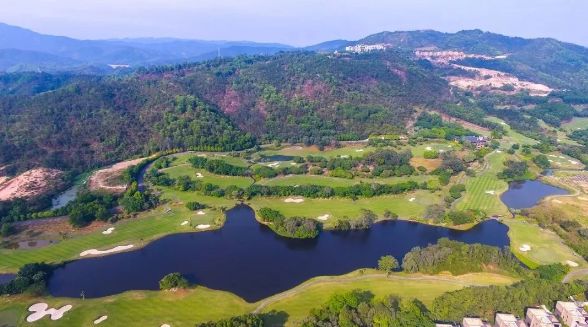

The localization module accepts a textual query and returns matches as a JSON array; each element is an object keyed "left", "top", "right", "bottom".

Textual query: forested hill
[
  {"left": 0, "top": 51, "right": 449, "bottom": 174},
  {"left": 356, "top": 29, "right": 588, "bottom": 91}
]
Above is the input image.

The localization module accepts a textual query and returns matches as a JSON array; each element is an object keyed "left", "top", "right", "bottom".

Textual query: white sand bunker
[
  {"left": 549, "top": 154, "right": 557, "bottom": 157},
  {"left": 569, "top": 160, "right": 579, "bottom": 165},
  {"left": 559, "top": 156, "right": 565, "bottom": 159},
  {"left": 267, "top": 162, "right": 280, "bottom": 168},
  {"left": 355, "top": 149, "right": 364, "bottom": 152},
  {"left": 181, "top": 220, "right": 189, "bottom": 226},
  {"left": 317, "top": 214, "right": 330, "bottom": 221},
  {"left": 548, "top": 160, "right": 554, "bottom": 162},
  {"left": 284, "top": 197, "right": 304, "bottom": 203},
  {"left": 495, "top": 150, "right": 502, "bottom": 153},
  {"left": 80, "top": 245, "right": 134, "bottom": 257},
  {"left": 439, "top": 149, "right": 445, "bottom": 153},
  {"left": 553, "top": 199, "right": 563, "bottom": 204},
  {"left": 290, "top": 162, "right": 296, "bottom": 165},
  {"left": 94, "top": 315, "right": 108, "bottom": 324},
  {"left": 408, "top": 197, "right": 416, "bottom": 202},
  {"left": 27, "top": 303, "right": 73, "bottom": 322},
  {"left": 161, "top": 324, "right": 171, "bottom": 327},
  {"left": 196, "top": 173, "right": 204, "bottom": 178},
  {"left": 485, "top": 190, "right": 496, "bottom": 195},
  {"left": 102, "top": 227, "right": 115, "bottom": 235},
  {"left": 196, "top": 210, "right": 206, "bottom": 215},
  {"left": 341, "top": 155, "right": 349, "bottom": 158},
  {"left": 579, "top": 197, "right": 588, "bottom": 201},
  {"left": 196, "top": 224, "right": 210, "bottom": 229},
  {"left": 519, "top": 244, "right": 531, "bottom": 252},
  {"left": 566, "top": 260, "right": 579, "bottom": 267},
  {"left": 197, "top": 154, "right": 207, "bottom": 157},
  {"left": 425, "top": 146, "right": 432, "bottom": 150}
]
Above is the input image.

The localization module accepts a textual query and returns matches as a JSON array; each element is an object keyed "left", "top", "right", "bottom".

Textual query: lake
[
  {"left": 501, "top": 180, "right": 568, "bottom": 210},
  {"left": 48, "top": 205, "right": 509, "bottom": 302}
]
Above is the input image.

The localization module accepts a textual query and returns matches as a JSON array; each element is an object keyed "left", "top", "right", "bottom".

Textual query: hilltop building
[
  {"left": 495, "top": 313, "right": 527, "bottom": 327},
  {"left": 525, "top": 307, "right": 561, "bottom": 327}
]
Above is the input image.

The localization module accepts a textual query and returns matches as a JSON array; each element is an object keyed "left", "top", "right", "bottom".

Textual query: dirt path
[
  {"left": 252, "top": 273, "right": 495, "bottom": 313},
  {"left": 563, "top": 268, "right": 588, "bottom": 283}
]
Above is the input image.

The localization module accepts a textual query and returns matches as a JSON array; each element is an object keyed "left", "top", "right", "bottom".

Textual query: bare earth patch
[
  {"left": 88, "top": 157, "right": 148, "bottom": 193},
  {"left": 0, "top": 168, "right": 64, "bottom": 201}
]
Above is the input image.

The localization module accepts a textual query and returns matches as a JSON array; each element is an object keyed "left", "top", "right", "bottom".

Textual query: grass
[
  {"left": 260, "top": 270, "right": 516, "bottom": 326},
  {"left": 258, "top": 144, "right": 376, "bottom": 159},
  {"left": 543, "top": 152, "right": 585, "bottom": 170},
  {"left": 485, "top": 117, "right": 538, "bottom": 146},
  {"left": 0, "top": 205, "right": 221, "bottom": 273},
  {"left": 505, "top": 217, "right": 587, "bottom": 269},
  {"left": 256, "top": 174, "right": 433, "bottom": 187},
  {"left": 0, "top": 271, "right": 516, "bottom": 327},
  {"left": 247, "top": 190, "right": 442, "bottom": 224},
  {"left": 170, "top": 152, "right": 250, "bottom": 167},
  {"left": 455, "top": 150, "right": 510, "bottom": 217},
  {"left": 163, "top": 165, "right": 254, "bottom": 188},
  {"left": 410, "top": 141, "right": 460, "bottom": 157},
  {"left": 562, "top": 117, "right": 588, "bottom": 132}
]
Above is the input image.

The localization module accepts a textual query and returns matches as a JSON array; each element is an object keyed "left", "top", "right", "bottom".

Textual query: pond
[
  {"left": 258, "top": 154, "right": 295, "bottom": 162},
  {"left": 48, "top": 205, "right": 509, "bottom": 302},
  {"left": 51, "top": 185, "right": 79, "bottom": 210},
  {"left": 501, "top": 180, "right": 568, "bottom": 210}
]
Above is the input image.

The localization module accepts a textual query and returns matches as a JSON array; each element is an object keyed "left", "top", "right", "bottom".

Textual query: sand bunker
[
  {"left": 102, "top": 227, "right": 115, "bottom": 235},
  {"left": 0, "top": 168, "right": 64, "bottom": 201},
  {"left": 549, "top": 154, "right": 557, "bottom": 157},
  {"left": 553, "top": 199, "right": 563, "bottom": 204},
  {"left": 519, "top": 244, "right": 531, "bottom": 252},
  {"left": 284, "top": 197, "right": 304, "bottom": 203},
  {"left": 485, "top": 190, "right": 496, "bottom": 195},
  {"left": 196, "top": 173, "right": 204, "bottom": 178},
  {"left": 495, "top": 150, "right": 502, "bottom": 153},
  {"left": 267, "top": 162, "right": 280, "bottom": 168},
  {"left": 94, "top": 315, "right": 108, "bottom": 324},
  {"left": 88, "top": 157, "right": 147, "bottom": 193},
  {"left": 579, "top": 197, "right": 588, "bottom": 201},
  {"left": 27, "top": 303, "right": 73, "bottom": 322},
  {"left": 341, "top": 155, "right": 349, "bottom": 158},
  {"left": 196, "top": 224, "right": 210, "bottom": 229},
  {"left": 196, "top": 210, "right": 206, "bottom": 215},
  {"left": 355, "top": 149, "right": 364, "bottom": 152},
  {"left": 161, "top": 324, "right": 171, "bottom": 327},
  {"left": 181, "top": 220, "right": 189, "bottom": 226},
  {"left": 425, "top": 146, "right": 433, "bottom": 150},
  {"left": 566, "top": 260, "right": 579, "bottom": 267},
  {"left": 409, "top": 197, "right": 416, "bottom": 202},
  {"left": 80, "top": 245, "right": 134, "bottom": 257},
  {"left": 569, "top": 160, "right": 579, "bottom": 165},
  {"left": 317, "top": 214, "right": 330, "bottom": 221},
  {"left": 197, "top": 154, "right": 207, "bottom": 157}
]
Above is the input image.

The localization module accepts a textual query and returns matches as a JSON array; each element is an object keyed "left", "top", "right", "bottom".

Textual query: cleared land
[
  {"left": 0, "top": 271, "right": 516, "bottom": 327},
  {"left": 88, "top": 157, "right": 148, "bottom": 193},
  {"left": 0, "top": 168, "right": 64, "bottom": 201}
]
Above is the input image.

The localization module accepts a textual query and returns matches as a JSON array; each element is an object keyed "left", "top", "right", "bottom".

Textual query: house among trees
[
  {"left": 495, "top": 313, "right": 527, "bottom": 327},
  {"left": 525, "top": 307, "right": 561, "bottom": 327},
  {"left": 462, "top": 317, "right": 492, "bottom": 327},
  {"left": 462, "top": 135, "right": 489, "bottom": 149},
  {"left": 555, "top": 301, "right": 588, "bottom": 327}
]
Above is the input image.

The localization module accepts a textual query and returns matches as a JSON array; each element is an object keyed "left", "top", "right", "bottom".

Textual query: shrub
[
  {"left": 378, "top": 255, "right": 399, "bottom": 273},
  {"left": 159, "top": 272, "right": 189, "bottom": 290},
  {"left": 186, "top": 201, "right": 207, "bottom": 211}
]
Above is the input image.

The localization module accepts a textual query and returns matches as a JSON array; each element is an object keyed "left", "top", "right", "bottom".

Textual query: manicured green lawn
[
  {"left": 163, "top": 165, "right": 254, "bottom": 188},
  {"left": 410, "top": 141, "right": 460, "bottom": 157},
  {"left": 0, "top": 271, "right": 516, "bottom": 327},
  {"left": 505, "top": 217, "right": 587, "bottom": 269},
  {"left": 0, "top": 205, "right": 221, "bottom": 273},
  {"left": 258, "top": 144, "right": 377, "bottom": 159},
  {"left": 256, "top": 174, "right": 433, "bottom": 187},
  {"left": 170, "top": 152, "right": 250, "bottom": 167},
  {"left": 485, "top": 117, "right": 537, "bottom": 146},
  {"left": 260, "top": 271, "right": 517, "bottom": 326},
  {"left": 455, "top": 150, "right": 510, "bottom": 217}
]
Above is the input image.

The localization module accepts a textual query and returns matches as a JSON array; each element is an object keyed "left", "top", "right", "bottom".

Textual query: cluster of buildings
[
  {"left": 436, "top": 301, "right": 588, "bottom": 327},
  {"left": 462, "top": 135, "right": 490, "bottom": 149},
  {"left": 344, "top": 43, "right": 391, "bottom": 53}
]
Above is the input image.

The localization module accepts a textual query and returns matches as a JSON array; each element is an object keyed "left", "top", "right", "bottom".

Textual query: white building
[
  {"left": 463, "top": 317, "right": 492, "bottom": 327},
  {"left": 495, "top": 313, "right": 527, "bottom": 327},
  {"left": 555, "top": 301, "right": 588, "bottom": 327},
  {"left": 345, "top": 43, "right": 390, "bottom": 53},
  {"left": 525, "top": 308, "right": 561, "bottom": 327}
]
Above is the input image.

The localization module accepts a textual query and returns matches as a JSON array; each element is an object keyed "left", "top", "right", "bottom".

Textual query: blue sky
[{"left": 1, "top": 0, "right": 586, "bottom": 46}]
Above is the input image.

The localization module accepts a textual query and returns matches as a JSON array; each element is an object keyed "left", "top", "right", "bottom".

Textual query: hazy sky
[{"left": 1, "top": 0, "right": 586, "bottom": 46}]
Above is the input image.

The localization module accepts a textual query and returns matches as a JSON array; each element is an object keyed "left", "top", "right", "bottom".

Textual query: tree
[
  {"left": 378, "top": 255, "right": 399, "bottom": 274},
  {"left": 1, "top": 223, "right": 15, "bottom": 237},
  {"left": 159, "top": 272, "right": 189, "bottom": 290}
]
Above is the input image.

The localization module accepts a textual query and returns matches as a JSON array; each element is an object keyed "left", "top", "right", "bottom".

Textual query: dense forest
[{"left": 0, "top": 50, "right": 448, "bottom": 175}]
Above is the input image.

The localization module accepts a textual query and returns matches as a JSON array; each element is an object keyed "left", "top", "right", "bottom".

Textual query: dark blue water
[
  {"left": 501, "top": 180, "right": 568, "bottom": 209},
  {"left": 258, "top": 155, "right": 295, "bottom": 162},
  {"left": 48, "top": 205, "right": 509, "bottom": 302}
]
